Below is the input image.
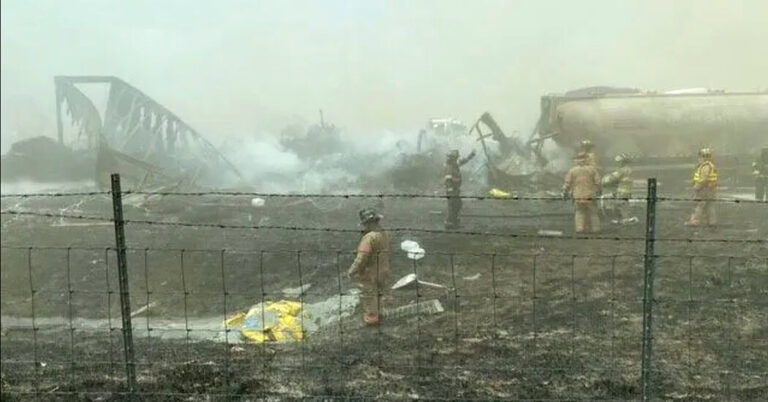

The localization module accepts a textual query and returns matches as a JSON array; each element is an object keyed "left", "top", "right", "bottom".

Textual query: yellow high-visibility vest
[
  {"left": 693, "top": 161, "right": 718, "bottom": 186},
  {"left": 616, "top": 167, "right": 633, "bottom": 195}
]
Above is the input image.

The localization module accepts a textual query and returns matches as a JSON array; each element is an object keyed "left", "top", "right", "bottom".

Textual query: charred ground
[{"left": 1, "top": 190, "right": 766, "bottom": 400}]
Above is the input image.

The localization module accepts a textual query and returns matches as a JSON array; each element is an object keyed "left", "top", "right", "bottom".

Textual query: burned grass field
[{"left": 1, "top": 193, "right": 767, "bottom": 400}]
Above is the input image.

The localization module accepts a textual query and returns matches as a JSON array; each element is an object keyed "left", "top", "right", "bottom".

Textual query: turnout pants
[
  {"left": 616, "top": 193, "right": 632, "bottom": 221},
  {"left": 757, "top": 177, "right": 767, "bottom": 202},
  {"left": 574, "top": 201, "right": 600, "bottom": 233},
  {"left": 445, "top": 191, "right": 462, "bottom": 228},
  {"left": 355, "top": 269, "right": 390, "bottom": 317},
  {"left": 689, "top": 189, "right": 717, "bottom": 226}
]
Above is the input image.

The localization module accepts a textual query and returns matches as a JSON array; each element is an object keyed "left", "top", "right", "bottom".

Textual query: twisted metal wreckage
[{"left": 55, "top": 76, "right": 243, "bottom": 190}]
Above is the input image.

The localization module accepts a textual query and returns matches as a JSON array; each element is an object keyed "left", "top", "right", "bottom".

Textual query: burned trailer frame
[
  {"left": 527, "top": 89, "right": 768, "bottom": 186},
  {"left": 54, "top": 76, "right": 244, "bottom": 189},
  {"left": 470, "top": 112, "right": 559, "bottom": 190}
]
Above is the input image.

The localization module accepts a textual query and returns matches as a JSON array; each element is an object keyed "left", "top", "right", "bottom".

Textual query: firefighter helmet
[
  {"left": 614, "top": 153, "right": 631, "bottom": 165},
  {"left": 699, "top": 148, "right": 713, "bottom": 158},
  {"left": 359, "top": 208, "right": 383, "bottom": 225}
]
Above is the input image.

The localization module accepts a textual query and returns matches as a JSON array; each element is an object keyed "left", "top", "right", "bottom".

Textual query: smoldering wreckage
[
  {"left": 3, "top": 77, "right": 765, "bottom": 221},
  {"left": 2, "top": 76, "right": 767, "bottom": 315},
  {"left": 1, "top": 76, "right": 558, "bottom": 218},
  {"left": 2, "top": 77, "right": 768, "bottom": 399}
]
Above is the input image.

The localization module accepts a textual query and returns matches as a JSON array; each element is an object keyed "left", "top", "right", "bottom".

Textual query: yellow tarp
[{"left": 223, "top": 301, "right": 306, "bottom": 343}]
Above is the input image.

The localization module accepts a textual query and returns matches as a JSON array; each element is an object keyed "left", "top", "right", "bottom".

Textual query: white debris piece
[
  {"left": 382, "top": 299, "right": 444, "bottom": 319},
  {"left": 251, "top": 198, "right": 266, "bottom": 208},
  {"left": 391, "top": 273, "right": 446, "bottom": 290},
  {"left": 281, "top": 283, "right": 311, "bottom": 297},
  {"left": 537, "top": 230, "right": 563, "bottom": 237},
  {"left": 400, "top": 240, "right": 426, "bottom": 260},
  {"left": 462, "top": 273, "right": 481, "bottom": 281}
]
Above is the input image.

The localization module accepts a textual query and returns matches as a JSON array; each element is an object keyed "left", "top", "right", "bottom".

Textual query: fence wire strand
[
  {"left": 3, "top": 190, "right": 767, "bottom": 204},
  {"left": 2, "top": 209, "right": 765, "bottom": 243}
]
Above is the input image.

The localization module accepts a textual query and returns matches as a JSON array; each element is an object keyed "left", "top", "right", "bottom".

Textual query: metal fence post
[
  {"left": 111, "top": 173, "right": 137, "bottom": 394},
  {"left": 641, "top": 178, "right": 658, "bottom": 401}
]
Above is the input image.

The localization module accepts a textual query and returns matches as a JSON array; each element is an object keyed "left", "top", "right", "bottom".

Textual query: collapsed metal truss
[{"left": 54, "top": 76, "right": 243, "bottom": 185}]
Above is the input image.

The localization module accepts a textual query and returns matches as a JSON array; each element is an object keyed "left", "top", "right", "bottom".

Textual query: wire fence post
[
  {"left": 110, "top": 173, "right": 137, "bottom": 394},
  {"left": 641, "top": 178, "right": 658, "bottom": 401}
]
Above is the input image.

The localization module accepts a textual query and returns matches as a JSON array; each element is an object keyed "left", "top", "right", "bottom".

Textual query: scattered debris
[
  {"left": 0, "top": 136, "right": 93, "bottom": 182},
  {"left": 489, "top": 188, "right": 512, "bottom": 198},
  {"left": 224, "top": 301, "right": 304, "bottom": 343},
  {"left": 130, "top": 301, "right": 158, "bottom": 318},
  {"left": 391, "top": 273, "right": 446, "bottom": 290},
  {"left": 619, "top": 217, "right": 640, "bottom": 225},
  {"left": 382, "top": 299, "right": 444, "bottom": 319},
  {"left": 400, "top": 240, "right": 426, "bottom": 260},
  {"left": 250, "top": 198, "right": 266, "bottom": 208},
  {"left": 281, "top": 283, "right": 311, "bottom": 297},
  {"left": 279, "top": 110, "right": 344, "bottom": 160},
  {"left": 537, "top": 229, "right": 563, "bottom": 237},
  {"left": 462, "top": 273, "right": 481, "bottom": 281},
  {"left": 223, "top": 294, "right": 359, "bottom": 344}
]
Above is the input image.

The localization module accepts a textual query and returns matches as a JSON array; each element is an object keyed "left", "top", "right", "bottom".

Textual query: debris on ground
[
  {"left": 251, "top": 198, "right": 266, "bottom": 208},
  {"left": 400, "top": 240, "right": 426, "bottom": 260},
  {"left": 537, "top": 229, "right": 563, "bottom": 237},
  {"left": 462, "top": 273, "right": 481, "bottom": 281},
  {"left": 130, "top": 301, "right": 158, "bottom": 318},
  {"left": 282, "top": 283, "right": 311, "bottom": 297},
  {"left": 0, "top": 136, "right": 93, "bottom": 182},
  {"left": 382, "top": 299, "right": 444, "bottom": 318},
  {"left": 489, "top": 188, "right": 513, "bottom": 198},
  {"left": 223, "top": 294, "right": 359, "bottom": 343},
  {"left": 391, "top": 274, "right": 446, "bottom": 290},
  {"left": 224, "top": 301, "right": 305, "bottom": 343}
]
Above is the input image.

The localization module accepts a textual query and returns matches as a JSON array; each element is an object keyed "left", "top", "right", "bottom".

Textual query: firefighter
[
  {"left": 601, "top": 154, "right": 635, "bottom": 223},
  {"left": 444, "top": 149, "right": 476, "bottom": 229},
  {"left": 348, "top": 208, "right": 391, "bottom": 326},
  {"left": 685, "top": 148, "right": 718, "bottom": 227},
  {"left": 753, "top": 147, "right": 768, "bottom": 202},
  {"left": 563, "top": 152, "right": 602, "bottom": 233}
]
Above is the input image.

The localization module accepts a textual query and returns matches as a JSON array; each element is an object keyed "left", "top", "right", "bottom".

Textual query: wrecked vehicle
[
  {"left": 470, "top": 112, "right": 560, "bottom": 190},
  {"left": 416, "top": 117, "right": 468, "bottom": 153},
  {"left": 1, "top": 136, "right": 93, "bottom": 183},
  {"left": 528, "top": 86, "right": 768, "bottom": 185},
  {"left": 279, "top": 110, "right": 345, "bottom": 160},
  {"left": 408, "top": 113, "right": 560, "bottom": 193}
]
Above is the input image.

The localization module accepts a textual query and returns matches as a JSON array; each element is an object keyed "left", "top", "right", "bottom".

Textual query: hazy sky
[{"left": 2, "top": 0, "right": 767, "bottom": 148}]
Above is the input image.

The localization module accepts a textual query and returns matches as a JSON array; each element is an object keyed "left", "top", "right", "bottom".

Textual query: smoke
[
  {"left": 2, "top": 0, "right": 767, "bottom": 189},
  {"left": 218, "top": 127, "right": 431, "bottom": 192}
]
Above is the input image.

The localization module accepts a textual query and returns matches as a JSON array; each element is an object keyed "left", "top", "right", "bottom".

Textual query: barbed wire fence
[{"left": 1, "top": 174, "right": 766, "bottom": 401}]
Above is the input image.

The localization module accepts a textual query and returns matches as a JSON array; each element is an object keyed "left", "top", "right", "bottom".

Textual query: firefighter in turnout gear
[
  {"left": 348, "top": 209, "right": 391, "bottom": 326},
  {"left": 686, "top": 148, "right": 718, "bottom": 227},
  {"left": 753, "top": 147, "right": 768, "bottom": 202},
  {"left": 601, "top": 154, "right": 636, "bottom": 224},
  {"left": 563, "top": 152, "right": 602, "bottom": 233},
  {"left": 444, "top": 149, "right": 476, "bottom": 229}
]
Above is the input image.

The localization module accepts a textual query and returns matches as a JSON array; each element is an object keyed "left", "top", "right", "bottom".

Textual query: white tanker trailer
[{"left": 529, "top": 87, "right": 768, "bottom": 185}]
